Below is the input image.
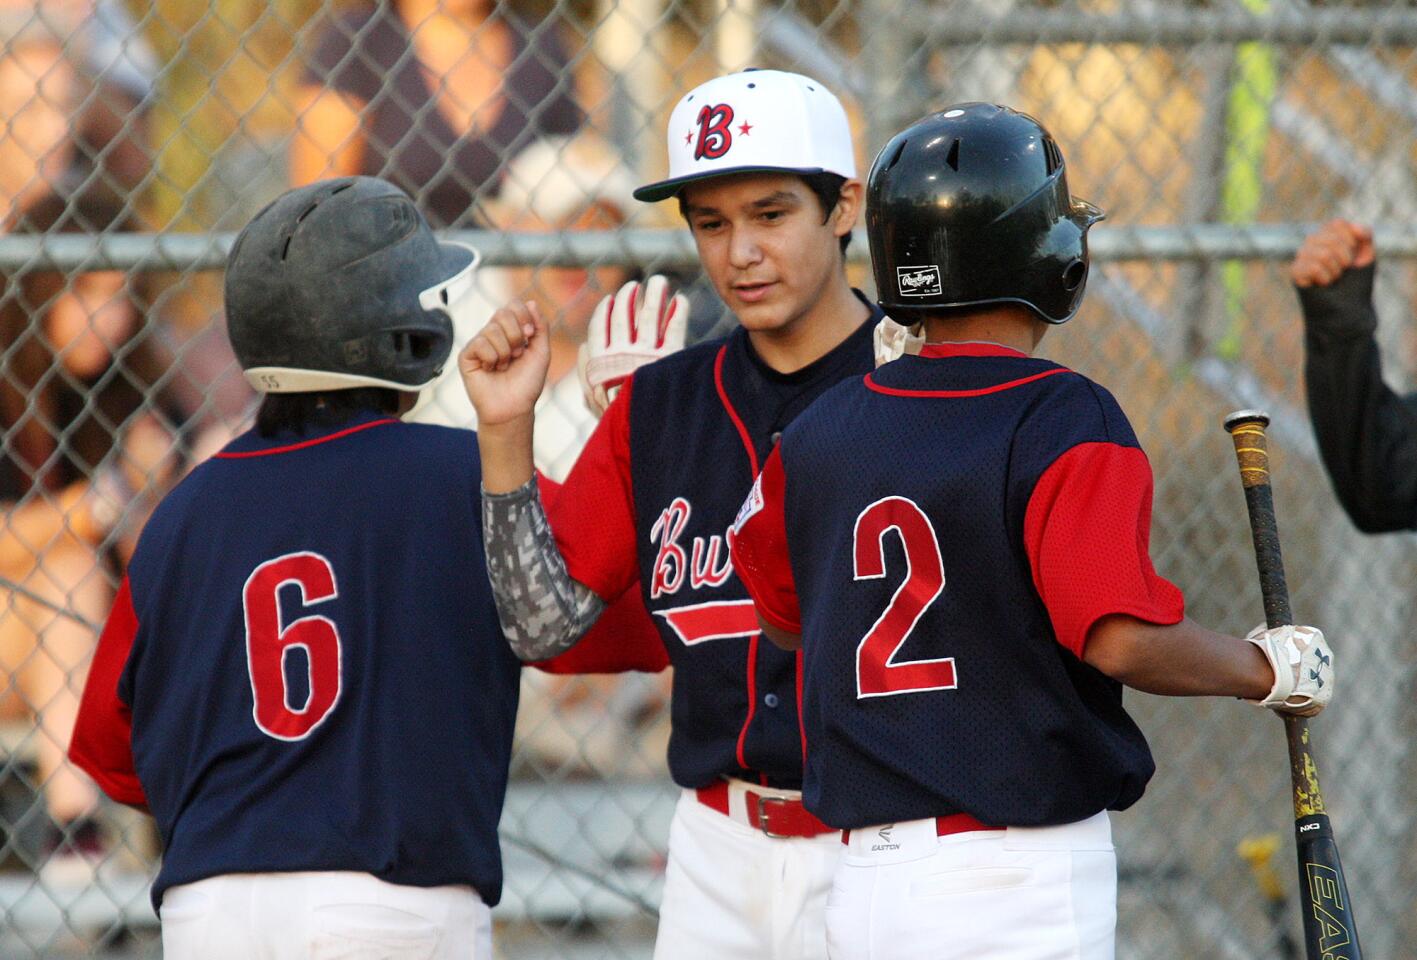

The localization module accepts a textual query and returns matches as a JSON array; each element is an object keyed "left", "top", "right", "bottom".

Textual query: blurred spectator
[
  {"left": 293, "top": 0, "right": 583, "bottom": 227},
  {"left": 0, "top": 1, "right": 156, "bottom": 217},
  {"left": 0, "top": 185, "right": 159, "bottom": 495},
  {"left": 69, "top": 0, "right": 159, "bottom": 197},
  {"left": 410, "top": 134, "right": 668, "bottom": 775},
  {"left": 0, "top": 184, "right": 192, "bottom": 884},
  {"left": 0, "top": 8, "right": 79, "bottom": 226}
]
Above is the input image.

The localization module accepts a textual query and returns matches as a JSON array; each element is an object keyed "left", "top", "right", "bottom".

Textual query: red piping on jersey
[
  {"left": 735, "top": 632, "right": 760, "bottom": 770},
  {"left": 863, "top": 367, "right": 1069, "bottom": 399},
  {"left": 716, "top": 344, "right": 769, "bottom": 774},
  {"left": 714, "top": 346, "right": 760, "bottom": 476},
  {"left": 215, "top": 418, "right": 399, "bottom": 459},
  {"left": 917, "top": 342, "right": 1029, "bottom": 359},
  {"left": 796, "top": 648, "right": 807, "bottom": 768}
]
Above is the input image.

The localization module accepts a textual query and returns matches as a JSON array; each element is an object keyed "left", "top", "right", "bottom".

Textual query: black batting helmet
[
  {"left": 866, "top": 103, "right": 1103, "bottom": 324},
  {"left": 225, "top": 176, "right": 478, "bottom": 393}
]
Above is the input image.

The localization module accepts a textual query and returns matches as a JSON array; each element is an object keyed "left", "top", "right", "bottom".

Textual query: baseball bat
[{"left": 1224, "top": 410, "right": 1361, "bottom": 960}]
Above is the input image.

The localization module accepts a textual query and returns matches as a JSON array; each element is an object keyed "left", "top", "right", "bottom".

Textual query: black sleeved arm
[{"left": 1299, "top": 263, "right": 1417, "bottom": 532}]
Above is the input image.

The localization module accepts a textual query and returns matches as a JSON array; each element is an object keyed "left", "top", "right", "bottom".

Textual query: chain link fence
[{"left": 0, "top": 0, "right": 1414, "bottom": 957}]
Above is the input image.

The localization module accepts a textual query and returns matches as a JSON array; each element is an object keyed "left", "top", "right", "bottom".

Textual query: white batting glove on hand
[
  {"left": 873, "top": 316, "right": 925, "bottom": 367},
  {"left": 1244, "top": 624, "right": 1334, "bottom": 717},
  {"left": 578, "top": 276, "right": 688, "bottom": 418}
]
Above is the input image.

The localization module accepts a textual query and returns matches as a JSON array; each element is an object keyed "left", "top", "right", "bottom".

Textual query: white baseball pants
[
  {"left": 159, "top": 871, "right": 492, "bottom": 959},
  {"left": 826, "top": 812, "right": 1116, "bottom": 960},
  {"left": 653, "top": 785, "right": 842, "bottom": 960}
]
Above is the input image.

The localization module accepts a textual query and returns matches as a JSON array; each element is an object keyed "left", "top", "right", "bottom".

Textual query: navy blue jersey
[
  {"left": 546, "top": 294, "right": 881, "bottom": 790},
  {"left": 71, "top": 413, "right": 521, "bottom": 907},
  {"left": 734, "top": 343, "right": 1184, "bottom": 829}
]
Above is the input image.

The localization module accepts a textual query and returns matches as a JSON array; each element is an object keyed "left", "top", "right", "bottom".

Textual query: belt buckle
[{"left": 756, "top": 794, "right": 792, "bottom": 839}]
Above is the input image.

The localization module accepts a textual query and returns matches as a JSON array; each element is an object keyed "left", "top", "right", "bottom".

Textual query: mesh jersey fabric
[
  {"left": 71, "top": 413, "right": 521, "bottom": 907},
  {"left": 547, "top": 299, "right": 880, "bottom": 789},
  {"left": 735, "top": 344, "right": 1181, "bottom": 829}
]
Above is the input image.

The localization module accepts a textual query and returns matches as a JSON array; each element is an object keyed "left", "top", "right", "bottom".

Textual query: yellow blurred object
[{"left": 1237, "top": 833, "right": 1286, "bottom": 903}]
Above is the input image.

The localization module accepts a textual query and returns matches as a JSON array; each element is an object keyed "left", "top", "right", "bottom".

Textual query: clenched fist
[
  {"left": 1291, "top": 219, "right": 1374, "bottom": 289},
  {"left": 459, "top": 300, "right": 550, "bottom": 428}
]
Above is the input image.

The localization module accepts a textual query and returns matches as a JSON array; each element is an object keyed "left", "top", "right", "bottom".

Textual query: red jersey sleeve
[
  {"left": 532, "top": 391, "right": 668, "bottom": 674},
  {"left": 532, "top": 581, "right": 669, "bottom": 674},
  {"left": 546, "top": 376, "right": 639, "bottom": 602},
  {"left": 69, "top": 577, "right": 148, "bottom": 810},
  {"left": 1024, "top": 442, "right": 1184, "bottom": 657},
  {"left": 730, "top": 445, "right": 802, "bottom": 634}
]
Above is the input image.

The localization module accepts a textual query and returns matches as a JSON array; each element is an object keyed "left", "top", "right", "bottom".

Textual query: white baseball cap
[{"left": 634, "top": 69, "right": 857, "bottom": 203}]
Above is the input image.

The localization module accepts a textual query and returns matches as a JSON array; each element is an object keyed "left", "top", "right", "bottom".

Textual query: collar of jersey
[
  {"left": 736, "top": 290, "right": 881, "bottom": 385},
  {"left": 865, "top": 347, "right": 1068, "bottom": 398},
  {"left": 917, "top": 341, "right": 1029, "bottom": 359},
  {"left": 215, "top": 413, "right": 400, "bottom": 459}
]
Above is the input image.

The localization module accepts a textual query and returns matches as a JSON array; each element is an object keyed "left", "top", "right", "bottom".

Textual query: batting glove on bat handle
[
  {"left": 1243, "top": 624, "right": 1334, "bottom": 718},
  {"left": 578, "top": 276, "right": 689, "bottom": 418}
]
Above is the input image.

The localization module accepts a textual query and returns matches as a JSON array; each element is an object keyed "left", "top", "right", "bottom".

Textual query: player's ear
[{"left": 831, "top": 179, "right": 864, "bottom": 238}]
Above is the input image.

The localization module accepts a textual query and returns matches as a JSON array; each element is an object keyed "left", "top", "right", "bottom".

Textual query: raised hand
[
  {"left": 460, "top": 300, "right": 550, "bottom": 429},
  {"left": 1291, "top": 219, "right": 1375, "bottom": 289},
  {"left": 577, "top": 276, "right": 689, "bottom": 417}
]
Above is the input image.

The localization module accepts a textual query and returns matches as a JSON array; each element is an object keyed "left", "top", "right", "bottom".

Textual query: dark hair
[
  {"left": 800, "top": 172, "right": 851, "bottom": 255},
  {"left": 678, "top": 172, "right": 852, "bottom": 255},
  {"left": 255, "top": 388, "right": 402, "bottom": 437}
]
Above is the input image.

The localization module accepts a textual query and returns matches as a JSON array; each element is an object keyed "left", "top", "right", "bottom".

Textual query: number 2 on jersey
[
  {"left": 853, "top": 497, "right": 956, "bottom": 699},
  {"left": 243, "top": 552, "right": 343, "bottom": 740}
]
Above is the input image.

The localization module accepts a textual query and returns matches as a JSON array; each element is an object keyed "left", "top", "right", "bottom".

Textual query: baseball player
[
  {"left": 462, "top": 70, "right": 877, "bottom": 960},
  {"left": 1289, "top": 218, "right": 1417, "bottom": 532},
  {"left": 64, "top": 176, "right": 637, "bottom": 958},
  {"left": 730, "top": 104, "right": 1336, "bottom": 960}
]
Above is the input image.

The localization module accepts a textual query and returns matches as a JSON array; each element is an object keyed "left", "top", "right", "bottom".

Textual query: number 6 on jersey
[
  {"left": 243, "top": 551, "right": 344, "bottom": 740},
  {"left": 854, "top": 496, "right": 957, "bottom": 698}
]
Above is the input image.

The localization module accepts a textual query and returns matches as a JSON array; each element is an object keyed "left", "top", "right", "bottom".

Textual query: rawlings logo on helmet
[{"left": 897, "top": 266, "right": 943, "bottom": 297}]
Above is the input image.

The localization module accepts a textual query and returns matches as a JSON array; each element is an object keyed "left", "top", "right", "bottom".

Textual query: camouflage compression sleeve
[{"left": 481, "top": 480, "right": 605, "bottom": 662}]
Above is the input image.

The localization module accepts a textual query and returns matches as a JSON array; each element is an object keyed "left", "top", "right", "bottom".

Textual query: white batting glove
[
  {"left": 577, "top": 276, "right": 688, "bottom": 417},
  {"left": 873, "top": 316, "right": 925, "bottom": 367},
  {"left": 1244, "top": 624, "right": 1334, "bottom": 717}
]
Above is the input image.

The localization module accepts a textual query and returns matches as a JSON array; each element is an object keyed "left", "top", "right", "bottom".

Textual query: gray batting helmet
[{"left": 225, "top": 176, "right": 479, "bottom": 393}]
